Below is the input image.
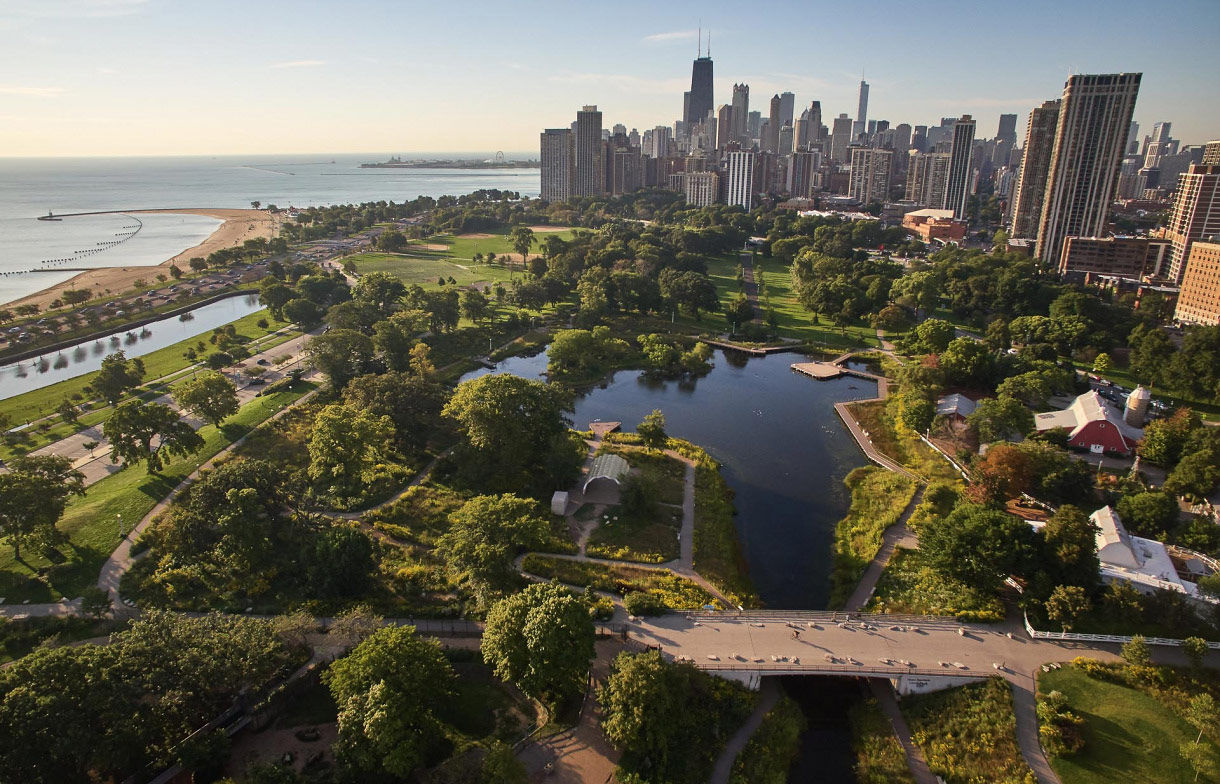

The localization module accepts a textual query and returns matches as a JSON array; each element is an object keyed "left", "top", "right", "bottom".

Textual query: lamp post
[{"left": 117, "top": 513, "right": 125, "bottom": 540}]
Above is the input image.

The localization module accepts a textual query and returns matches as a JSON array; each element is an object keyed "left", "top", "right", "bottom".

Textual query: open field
[
  {"left": 0, "top": 383, "right": 316, "bottom": 604},
  {"left": 349, "top": 251, "right": 515, "bottom": 289},
  {"left": 1041, "top": 665, "right": 1220, "bottom": 784}
]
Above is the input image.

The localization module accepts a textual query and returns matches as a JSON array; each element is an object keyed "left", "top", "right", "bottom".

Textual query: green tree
[
  {"left": 281, "top": 297, "right": 325, "bottom": 328},
  {"left": 1044, "top": 585, "right": 1091, "bottom": 631},
  {"left": 353, "top": 270, "right": 407, "bottom": 318},
  {"left": 342, "top": 371, "right": 446, "bottom": 454},
  {"left": 0, "top": 455, "right": 84, "bottom": 562},
  {"left": 1165, "top": 450, "right": 1220, "bottom": 503},
  {"left": 438, "top": 494, "right": 549, "bottom": 604},
  {"left": 258, "top": 281, "right": 295, "bottom": 319},
  {"left": 93, "top": 351, "right": 145, "bottom": 405},
  {"left": 307, "top": 404, "right": 396, "bottom": 491},
  {"left": 376, "top": 229, "right": 407, "bottom": 252},
  {"left": 103, "top": 401, "right": 204, "bottom": 473},
  {"left": 1092, "top": 352, "right": 1113, "bottom": 374},
  {"left": 638, "top": 409, "right": 668, "bottom": 449},
  {"left": 80, "top": 586, "right": 113, "bottom": 619},
  {"left": 898, "top": 394, "right": 936, "bottom": 434},
  {"left": 1042, "top": 505, "right": 1100, "bottom": 589},
  {"left": 323, "top": 625, "right": 454, "bottom": 778},
  {"left": 173, "top": 371, "right": 239, "bottom": 427},
  {"left": 920, "top": 503, "right": 1038, "bottom": 593},
  {"left": 914, "top": 318, "right": 955, "bottom": 353},
  {"left": 1115, "top": 491, "right": 1179, "bottom": 538},
  {"left": 996, "top": 371, "right": 1052, "bottom": 408},
  {"left": 372, "top": 309, "right": 430, "bottom": 371},
  {"left": 1183, "top": 637, "right": 1209, "bottom": 670},
  {"left": 939, "top": 337, "right": 994, "bottom": 387},
  {"left": 1138, "top": 408, "right": 1200, "bottom": 468},
  {"left": 57, "top": 398, "right": 79, "bottom": 425},
  {"left": 1121, "top": 634, "right": 1151, "bottom": 669},
  {"left": 307, "top": 328, "right": 376, "bottom": 390},
  {"left": 510, "top": 225, "right": 535, "bottom": 266},
  {"left": 461, "top": 289, "right": 491, "bottom": 324},
  {"left": 479, "top": 742, "right": 528, "bottom": 784},
  {"left": 481, "top": 582, "right": 596, "bottom": 708}
]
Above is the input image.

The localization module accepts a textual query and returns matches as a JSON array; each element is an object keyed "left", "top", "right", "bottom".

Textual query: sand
[
  {"left": 455, "top": 232, "right": 494, "bottom": 239},
  {"left": 7, "top": 208, "right": 283, "bottom": 311},
  {"left": 527, "top": 225, "right": 572, "bottom": 233},
  {"left": 419, "top": 243, "right": 449, "bottom": 251}
]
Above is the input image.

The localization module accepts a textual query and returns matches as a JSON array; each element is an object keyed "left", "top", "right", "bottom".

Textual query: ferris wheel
[{"left": 495, "top": 151, "right": 505, "bottom": 163}]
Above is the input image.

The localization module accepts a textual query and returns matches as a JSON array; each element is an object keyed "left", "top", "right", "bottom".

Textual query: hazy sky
[{"left": 2, "top": 0, "right": 1218, "bottom": 157}]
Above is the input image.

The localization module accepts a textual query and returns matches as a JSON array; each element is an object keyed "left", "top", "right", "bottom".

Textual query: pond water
[
  {"left": 0, "top": 293, "right": 266, "bottom": 401},
  {"left": 459, "top": 347, "right": 877, "bottom": 610}
]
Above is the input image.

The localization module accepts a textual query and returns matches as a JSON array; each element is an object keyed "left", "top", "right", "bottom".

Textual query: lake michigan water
[{"left": 0, "top": 153, "right": 540, "bottom": 304}]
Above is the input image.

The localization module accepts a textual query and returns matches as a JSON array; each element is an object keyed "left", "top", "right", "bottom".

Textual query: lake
[{"left": 459, "top": 346, "right": 877, "bottom": 610}]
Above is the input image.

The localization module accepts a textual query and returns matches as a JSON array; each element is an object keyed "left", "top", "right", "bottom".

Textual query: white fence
[{"left": 1023, "top": 613, "right": 1220, "bottom": 649}]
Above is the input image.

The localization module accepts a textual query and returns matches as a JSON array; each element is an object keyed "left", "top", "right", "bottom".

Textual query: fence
[
  {"left": 917, "top": 433, "right": 971, "bottom": 480},
  {"left": 1023, "top": 613, "right": 1220, "bottom": 649}
]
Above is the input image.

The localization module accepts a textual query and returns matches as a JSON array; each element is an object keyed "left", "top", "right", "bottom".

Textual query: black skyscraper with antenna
[{"left": 685, "top": 28, "right": 713, "bottom": 127}]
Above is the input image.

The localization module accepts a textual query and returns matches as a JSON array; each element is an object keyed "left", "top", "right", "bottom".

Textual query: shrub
[{"left": 625, "top": 591, "right": 667, "bottom": 616}]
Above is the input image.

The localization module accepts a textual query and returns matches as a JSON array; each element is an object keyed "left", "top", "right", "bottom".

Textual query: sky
[{"left": 1, "top": 0, "right": 1218, "bottom": 157}]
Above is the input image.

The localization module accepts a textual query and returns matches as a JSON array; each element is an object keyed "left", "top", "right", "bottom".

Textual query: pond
[
  {"left": 0, "top": 293, "right": 266, "bottom": 400},
  {"left": 459, "top": 347, "right": 878, "bottom": 610}
]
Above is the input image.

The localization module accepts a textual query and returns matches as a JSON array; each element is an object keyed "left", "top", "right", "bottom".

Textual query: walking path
[
  {"left": 867, "top": 678, "right": 938, "bottom": 784},
  {"left": 708, "top": 676, "right": 780, "bottom": 784},
  {"left": 843, "top": 485, "right": 925, "bottom": 612},
  {"left": 1012, "top": 671, "right": 1063, "bottom": 784},
  {"left": 739, "top": 250, "right": 763, "bottom": 322}
]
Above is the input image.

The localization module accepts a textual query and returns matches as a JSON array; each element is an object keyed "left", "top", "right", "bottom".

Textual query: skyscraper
[
  {"left": 808, "top": 101, "right": 823, "bottom": 141},
  {"left": 854, "top": 80, "right": 869, "bottom": 138},
  {"left": 716, "top": 105, "right": 733, "bottom": 152},
  {"left": 540, "top": 128, "right": 572, "bottom": 202},
  {"left": 573, "top": 105, "right": 605, "bottom": 197},
  {"left": 788, "top": 150, "right": 820, "bottom": 198},
  {"left": 685, "top": 42, "right": 714, "bottom": 129},
  {"left": 905, "top": 151, "right": 951, "bottom": 207},
  {"left": 651, "top": 125, "right": 673, "bottom": 159},
  {"left": 1165, "top": 162, "right": 1220, "bottom": 283},
  {"left": 1034, "top": 73, "right": 1141, "bottom": 266},
  {"left": 726, "top": 151, "right": 756, "bottom": 210},
  {"left": 943, "top": 115, "right": 976, "bottom": 220},
  {"left": 1009, "top": 100, "right": 1061, "bottom": 239},
  {"left": 996, "top": 114, "right": 1018, "bottom": 144},
  {"left": 1143, "top": 121, "right": 1177, "bottom": 169},
  {"left": 731, "top": 83, "right": 750, "bottom": 143},
  {"left": 848, "top": 146, "right": 892, "bottom": 203},
  {"left": 831, "top": 114, "right": 853, "bottom": 162},
  {"left": 767, "top": 94, "right": 782, "bottom": 153},
  {"left": 779, "top": 92, "right": 795, "bottom": 128}
]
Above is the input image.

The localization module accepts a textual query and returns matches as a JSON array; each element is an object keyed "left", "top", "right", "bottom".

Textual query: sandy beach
[{"left": 6, "top": 208, "right": 282, "bottom": 311}]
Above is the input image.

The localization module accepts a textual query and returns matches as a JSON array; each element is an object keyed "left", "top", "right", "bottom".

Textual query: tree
[
  {"left": 898, "top": 394, "right": 936, "bottom": 434},
  {"left": 437, "top": 494, "right": 549, "bottom": 604},
  {"left": 1121, "top": 634, "right": 1151, "bottom": 669},
  {"left": 479, "top": 742, "right": 528, "bottom": 784},
  {"left": 103, "top": 401, "right": 204, "bottom": 473},
  {"left": 173, "top": 371, "right": 239, "bottom": 427},
  {"left": 353, "top": 271, "right": 407, "bottom": 318},
  {"left": 1092, "top": 352, "right": 1113, "bottom": 374},
  {"left": 258, "top": 282, "right": 295, "bottom": 319},
  {"left": 80, "top": 586, "right": 113, "bottom": 619},
  {"left": 996, "top": 371, "right": 1052, "bottom": 408},
  {"left": 373, "top": 309, "right": 430, "bottom": 371},
  {"left": 409, "top": 341, "right": 435, "bottom": 378},
  {"left": 57, "top": 398, "right": 79, "bottom": 425},
  {"left": 1115, "top": 491, "right": 1179, "bottom": 538},
  {"left": 94, "top": 351, "right": 145, "bottom": 405},
  {"left": 461, "top": 289, "right": 491, "bottom": 324},
  {"left": 919, "top": 503, "right": 1038, "bottom": 593},
  {"left": 638, "top": 409, "right": 668, "bottom": 449},
  {"left": 328, "top": 605, "right": 384, "bottom": 651},
  {"left": 481, "top": 582, "right": 595, "bottom": 708},
  {"left": 1165, "top": 450, "right": 1220, "bottom": 503},
  {"left": 307, "top": 404, "right": 395, "bottom": 491},
  {"left": 1183, "top": 636, "right": 1209, "bottom": 670},
  {"left": 376, "top": 229, "right": 407, "bottom": 252},
  {"left": 1138, "top": 408, "right": 1200, "bottom": 468},
  {"left": 307, "top": 328, "right": 376, "bottom": 390},
  {"left": 914, "top": 318, "right": 956, "bottom": 353},
  {"left": 1044, "top": 585, "right": 1091, "bottom": 631},
  {"left": 343, "top": 372, "right": 445, "bottom": 454},
  {"left": 939, "top": 337, "right": 994, "bottom": 387},
  {"left": 1042, "top": 505, "right": 1100, "bottom": 589},
  {"left": 0, "top": 455, "right": 84, "bottom": 562},
  {"left": 323, "top": 625, "right": 454, "bottom": 778},
  {"left": 659, "top": 269, "right": 719, "bottom": 319},
  {"left": 281, "top": 297, "right": 325, "bottom": 328},
  {"left": 205, "top": 350, "right": 233, "bottom": 370},
  {"left": 510, "top": 225, "right": 535, "bottom": 266},
  {"left": 305, "top": 524, "right": 375, "bottom": 599}
]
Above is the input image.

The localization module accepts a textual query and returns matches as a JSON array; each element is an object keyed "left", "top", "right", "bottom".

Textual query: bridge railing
[
  {"left": 688, "top": 660, "right": 988, "bottom": 679},
  {"left": 677, "top": 609, "right": 975, "bottom": 627},
  {"left": 1023, "top": 613, "right": 1220, "bottom": 649}
]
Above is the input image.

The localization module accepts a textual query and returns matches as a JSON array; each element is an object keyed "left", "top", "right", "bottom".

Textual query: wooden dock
[
  {"left": 790, "top": 362, "right": 845, "bottom": 379},
  {"left": 588, "top": 421, "right": 622, "bottom": 439}
]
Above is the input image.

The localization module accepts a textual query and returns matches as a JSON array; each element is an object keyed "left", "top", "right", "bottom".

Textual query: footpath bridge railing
[{"left": 1023, "top": 614, "right": 1220, "bottom": 649}]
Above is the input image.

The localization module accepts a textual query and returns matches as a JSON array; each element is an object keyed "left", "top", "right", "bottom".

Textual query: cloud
[
  {"left": 270, "top": 59, "right": 326, "bottom": 69},
  {"left": 643, "top": 29, "right": 697, "bottom": 44},
  {"left": 0, "top": 85, "right": 65, "bottom": 97}
]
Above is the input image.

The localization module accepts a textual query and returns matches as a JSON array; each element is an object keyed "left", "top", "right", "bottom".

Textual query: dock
[{"left": 790, "top": 362, "right": 845, "bottom": 379}]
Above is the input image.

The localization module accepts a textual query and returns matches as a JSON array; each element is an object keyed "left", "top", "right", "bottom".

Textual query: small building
[
  {"left": 935, "top": 393, "right": 977, "bottom": 422},
  {"left": 1033, "top": 390, "right": 1142, "bottom": 456},
  {"left": 581, "top": 453, "right": 631, "bottom": 504},
  {"left": 1089, "top": 506, "right": 1206, "bottom": 598},
  {"left": 902, "top": 208, "right": 967, "bottom": 243}
]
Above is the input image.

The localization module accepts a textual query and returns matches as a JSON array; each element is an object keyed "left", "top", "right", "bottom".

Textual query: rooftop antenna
[
  {"left": 698, "top": 21, "right": 702, "bottom": 57},
  {"left": 708, "top": 30, "right": 711, "bottom": 57}
]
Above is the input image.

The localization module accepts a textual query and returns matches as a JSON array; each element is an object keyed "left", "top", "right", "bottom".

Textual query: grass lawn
[
  {"left": 848, "top": 398, "right": 961, "bottom": 482},
  {"left": 1040, "top": 665, "right": 1220, "bottom": 784},
  {"left": 0, "top": 382, "right": 316, "bottom": 604},
  {"left": 349, "top": 251, "right": 517, "bottom": 289},
  {"left": 1, "top": 308, "right": 296, "bottom": 428},
  {"left": 865, "top": 547, "right": 1004, "bottom": 621},
  {"left": 439, "top": 228, "right": 577, "bottom": 260},
  {"left": 848, "top": 696, "right": 916, "bottom": 784},
  {"left": 827, "top": 466, "right": 917, "bottom": 608},
  {"left": 585, "top": 501, "right": 682, "bottom": 564},
  {"left": 519, "top": 554, "right": 718, "bottom": 609},
  {"left": 902, "top": 677, "right": 1034, "bottom": 784}
]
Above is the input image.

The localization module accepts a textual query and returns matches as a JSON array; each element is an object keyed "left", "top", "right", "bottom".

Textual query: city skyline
[{"left": 1, "top": 0, "right": 1218, "bottom": 157}]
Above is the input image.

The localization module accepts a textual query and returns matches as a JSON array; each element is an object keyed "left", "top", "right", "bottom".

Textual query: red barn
[{"left": 1033, "top": 391, "right": 1141, "bottom": 456}]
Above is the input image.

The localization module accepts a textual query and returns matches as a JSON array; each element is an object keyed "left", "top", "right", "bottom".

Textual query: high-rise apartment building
[
  {"left": 731, "top": 83, "right": 749, "bottom": 143},
  {"left": 788, "top": 150, "right": 820, "bottom": 198},
  {"left": 684, "top": 171, "right": 719, "bottom": 207},
  {"left": 539, "top": 128, "right": 572, "bottom": 202},
  {"left": 1034, "top": 73, "right": 1141, "bottom": 266},
  {"left": 1203, "top": 141, "right": 1220, "bottom": 166},
  {"left": 686, "top": 53, "right": 714, "bottom": 129},
  {"left": 906, "top": 151, "right": 951, "bottom": 208},
  {"left": 651, "top": 125, "right": 673, "bottom": 159},
  {"left": 716, "top": 105, "right": 733, "bottom": 151},
  {"left": 1175, "top": 241, "right": 1220, "bottom": 326},
  {"left": 848, "top": 146, "right": 892, "bottom": 204},
  {"left": 573, "top": 105, "right": 605, "bottom": 197},
  {"left": 726, "top": 151, "right": 756, "bottom": 210},
  {"left": 1009, "top": 99, "right": 1061, "bottom": 238},
  {"left": 854, "top": 80, "right": 869, "bottom": 138},
  {"left": 943, "top": 115, "right": 976, "bottom": 220},
  {"left": 1165, "top": 163, "right": 1220, "bottom": 282},
  {"left": 830, "top": 114, "right": 853, "bottom": 162},
  {"left": 1143, "top": 121, "right": 1176, "bottom": 169}
]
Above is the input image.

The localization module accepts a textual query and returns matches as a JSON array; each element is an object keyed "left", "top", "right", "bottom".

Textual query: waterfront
[{"left": 0, "top": 293, "right": 266, "bottom": 400}]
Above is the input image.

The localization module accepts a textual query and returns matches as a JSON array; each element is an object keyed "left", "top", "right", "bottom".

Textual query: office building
[
  {"left": 778, "top": 125, "right": 793, "bottom": 156},
  {"left": 747, "top": 111, "right": 762, "bottom": 140},
  {"left": 997, "top": 114, "right": 1018, "bottom": 145},
  {"left": 726, "top": 151, "right": 756, "bottom": 210},
  {"left": 911, "top": 125, "right": 928, "bottom": 152},
  {"left": 716, "top": 105, "right": 733, "bottom": 152},
  {"left": 848, "top": 146, "right": 892, "bottom": 204},
  {"left": 906, "top": 151, "right": 951, "bottom": 208},
  {"left": 788, "top": 150, "right": 820, "bottom": 198},
  {"left": 731, "top": 83, "right": 749, "bottom": 143},
  {"left": 808, "top": 101, "right": 823, "bottom": 141},
  {"left": 830, "top": 114, "right": 853, "bottom": 162},
  {"left": 1203, "top": 141, "right": 1220, "bottom": 166},
  {"left": 1143, "top": 121, "right": 1176, "bottom": 169},
  {"left": 1175, "top": 241, "right": 1220, "bottom": 325},
  {"left": 686, "top": 48, "right": 714, "bottom": 129},
  {"left": 903, "top": 209, "right": 966, "bottom": 242},
  {"left": 539, "top": 128, "right": 572, "bottom": 202},
  {"left": 1127, "top": 121, "right": 1141, "bottom": 155},
  {"left": 766, "top": 94, "right": 782, "bottom": 153},
  {"left": 1165, "top": 163, "right": 1220, "bottom": 282},
  {"left": 573, "top": 105, "right": 605, "bottom": 197},
  {"left": 794, "top": 116, "right": 810, "bottom": 150},
  {"left": 1010, "top": 100, "right": 1061, "bottom": 238},
  {"left": 684, "top": 171, "right": 719, "bottom": 207},
  {"left": 651, "top": 125, "right": 673, "bottom": 159},
  {"left": 1058, "top": 236, "right": 1170, "bottom": 280},
  {"left": 1035, "top": 73, "right": 1141, "bottom": 266},
  {"left": 854, "top": 80, "right": 869, "bottom": 138},
  {"left": 943, "top": 115, "right": 976, "bottom": 220},
  {"left": 779, "top": 92, "right": 795, "bottom": 129}
]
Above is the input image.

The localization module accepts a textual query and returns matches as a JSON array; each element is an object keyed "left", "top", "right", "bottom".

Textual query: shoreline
[{"left": 4, "top": 208, "right": 283, "bottom": 310}]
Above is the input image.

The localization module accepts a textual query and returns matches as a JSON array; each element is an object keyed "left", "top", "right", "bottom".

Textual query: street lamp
[{"left": 117, "top": 513, "right": 125, "bottom": 540}]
